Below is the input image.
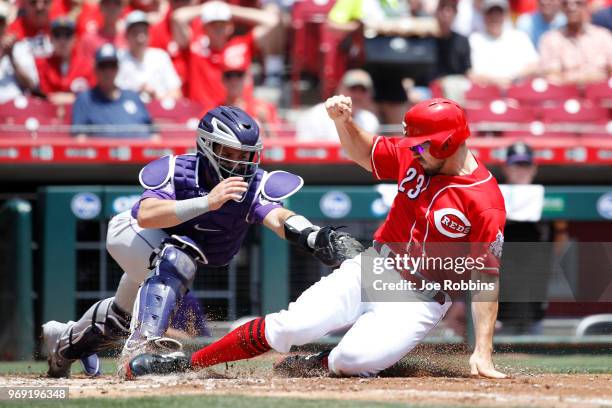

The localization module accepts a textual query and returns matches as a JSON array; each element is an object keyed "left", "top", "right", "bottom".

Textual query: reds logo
[{"left": 433, "top": 208, "right": 471, "bottom": 238}]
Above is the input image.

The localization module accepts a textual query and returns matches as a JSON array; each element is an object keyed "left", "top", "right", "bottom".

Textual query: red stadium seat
[
  {"left": 464, "top": 83, "right": 503, "bottom": 105},
  {"left": 541, "top": 99, "right": 610, "bottom": 136},
  {"left": 147, "top": 98, "right": 204, "bottom": 138},
  {"left": 466, "top": 99, "right": 538, "bottom": 136},
  {"left": 0, "top": 96, "right": 67, "bottom": 139},
  {"left": 584, "top": 79, "right": 612, "bottom": 108},
  {"left": 507, "top": 78, "right": 580, "bottom": 106},
  {"left": 290, "top": 0, "right": 336, "bottom": 105}
]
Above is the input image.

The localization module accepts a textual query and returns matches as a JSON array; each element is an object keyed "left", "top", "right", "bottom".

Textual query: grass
[{"left": 0, "top": 395, "right": 435, "bottom": 408}]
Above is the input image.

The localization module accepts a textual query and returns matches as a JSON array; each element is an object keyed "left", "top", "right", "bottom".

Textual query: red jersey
[
  {"left": 187, "top": 31, "right": 257, "bottom": 111},
  {"left": 35, "top": 49, "right": 95, "bottom": 94},
  {"left": 50, "top": 0, "right": 100, "bottom": 35},
  {"left": 371, "top": 136, "right": 506, "bottom": 281},
  {"left": 149, "top": 11, "right": 202, "bottom": 95},
  {"left": 8, "top": 17, "right": 49, "bottom": 40}
]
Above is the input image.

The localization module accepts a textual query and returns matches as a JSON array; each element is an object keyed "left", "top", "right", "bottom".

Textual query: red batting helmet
[{"left": 399, "top": 98, "right": 470, "bottom": 159}]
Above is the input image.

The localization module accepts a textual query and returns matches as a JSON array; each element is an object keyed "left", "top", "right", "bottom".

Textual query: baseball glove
[{"left": 312, "top": 226, "right": 365, "bottom": 268}]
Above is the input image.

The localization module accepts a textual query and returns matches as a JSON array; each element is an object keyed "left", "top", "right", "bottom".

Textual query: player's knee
[
  {"left": 328, "top": 348, "right": 381, "bottom": 377},
  {"left": 264, "top": 313, "right": 307, "bottom": 353}
]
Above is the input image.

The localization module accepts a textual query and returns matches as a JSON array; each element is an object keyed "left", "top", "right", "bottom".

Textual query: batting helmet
[{"left": 399, "top": 98, "right": 470, "bottom": 159}]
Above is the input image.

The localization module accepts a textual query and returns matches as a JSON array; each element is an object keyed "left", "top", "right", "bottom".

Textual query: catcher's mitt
[{"left": 312, "top": 226, "right": 365, "bottom": 268}]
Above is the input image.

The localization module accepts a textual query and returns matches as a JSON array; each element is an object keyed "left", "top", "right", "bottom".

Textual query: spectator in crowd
[
  {"left": 72, "top": 44, "right": 154, "bottom": 139},
  {"left": 50, "top": 0, "right": 100, "bottom": 36},
  {"left": 539, "top": 0, "right": 612, "bottom": 84},
  {"left": 296, "top": 69, "right": 379, "bottom": 142},
  {"left": 8, "top": 0, "right": 53, "bottom": 57},
  {"left": 171, "top": 0, "right": 279, "bottom": 110},
  {"left": 116, "top": 11, "right": 182, "bottom": 101},
  {"left": 149, "top": 0, "right": 196, "bottom": 95},
  {"left": 497, "top": 141, "right": 551, "bottom": 335},
  {"left": 516, "top": 0, "right": 566, "bottom": 48},
  {"left": 327, "top": 0, "right": 437, "bottom": 123},
  {"left": 79, "top": 0, "right": 127, "bottom": 60},
  {"left": 0, "top": 2, "right": 39, "bottom": 103},
  {"left": 220, "top": 61, "right": 281, "bottom": 138},
  {"left": 432, "top": 0, "right": 471, "bottom": 80},
  {"left": 591, "top": 5, "right": 611, "bottom": 30},
  {"left": 452, "top": 0, "right": 485, "bottom": 36},
  {"left": 469, "top": 0, "right": 538, "bottom": 88},
  {"left": 35, "top": 18, "right": 94, "bottom": 105}
]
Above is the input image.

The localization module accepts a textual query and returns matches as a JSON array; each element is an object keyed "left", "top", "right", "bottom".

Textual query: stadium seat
[
  {"left": 584, "top": 79, "right": 612, "bottom": 108},
  {"left": 290, "top": 0, "right": 336, "bottom": 105},
  {"left": 464, "top": 83, "right": 503, "bottom": 105},
  {"left": 0, "top": 96, "right": 67, "bottom": 139},
  {"left": 466, "top": 99, "right": 538, "bottom": 136},
  {"left": 507, "top": 78, "right": 580, "bottom": 106},
  {"left": 147, "top": 98, "right": 204, "bottom": 138},
  {"left": 541, "top": 99, "right": 610, "bottom": 137}
]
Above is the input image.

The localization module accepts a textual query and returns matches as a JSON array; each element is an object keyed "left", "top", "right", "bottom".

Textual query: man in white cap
[
  {"left": 297, "top": 69, "right": 380, "bottom": 142},
  {"left": 170, "top": 0, "right": 279, "bottom": 110},
  {"left": 116, "top": 10, "right": 182, "bottom": 101},
  {"left": 468, "top": 0, "right": 539, "bottom": 88}
]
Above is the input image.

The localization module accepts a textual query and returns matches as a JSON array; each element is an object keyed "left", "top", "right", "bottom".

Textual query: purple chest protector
[{"left": 135, "top": 154, "right": 303, "bottom": 267}]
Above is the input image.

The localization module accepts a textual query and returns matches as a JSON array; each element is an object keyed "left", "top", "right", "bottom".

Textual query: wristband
[{"left": 174, "top": 196, "right": 209, "bottom": 222}]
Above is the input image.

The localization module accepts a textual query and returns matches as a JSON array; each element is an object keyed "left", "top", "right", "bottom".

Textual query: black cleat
[
  {"left": 273, "top": 350, "right": 331, "bottom": 377},
  {"left": 125, "top": 352, "right": 191, "bottom": 379}
]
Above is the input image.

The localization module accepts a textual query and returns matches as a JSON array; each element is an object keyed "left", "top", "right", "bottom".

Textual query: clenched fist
[{"left": 325, "top": 95, "right": 352, "bottom": 123}]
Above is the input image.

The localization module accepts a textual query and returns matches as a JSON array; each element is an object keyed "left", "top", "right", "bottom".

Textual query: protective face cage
[{"left": 208, "top": 141, "right": 261, "bottom": 180}]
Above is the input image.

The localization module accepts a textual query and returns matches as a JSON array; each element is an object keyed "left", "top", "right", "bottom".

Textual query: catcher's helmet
[
  {"left": 399, "top": 98, "right": 470, "bottom": 159},
  {"left": 196, "top": 106, "right": 263, "bottom": 198}
]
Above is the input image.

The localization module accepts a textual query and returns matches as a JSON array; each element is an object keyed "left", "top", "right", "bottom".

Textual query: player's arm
[
  {"left": 325, "top": 95, "right": 374, "bottom": 172},
  {"left": 137, "top": 177, "right": 249, "bottom": 229},
  {"left": 469, "top": 271, "right": 507, "bottom": 379}
]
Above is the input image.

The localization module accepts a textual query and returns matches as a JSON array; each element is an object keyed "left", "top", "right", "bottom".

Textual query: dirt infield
[{"left": 1, "top": 353, "right": 611, "bottom": 408}]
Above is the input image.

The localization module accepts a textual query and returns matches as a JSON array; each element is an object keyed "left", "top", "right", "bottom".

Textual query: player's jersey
[
  {"left": 371, "top": 136, "right": 506, "bottom": 281},
  {"left": 131, "top": 154, "right": 284, "bottom": 266}
]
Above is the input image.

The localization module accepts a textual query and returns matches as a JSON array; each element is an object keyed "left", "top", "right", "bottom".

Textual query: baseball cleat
[
  {"left": 273, "top": 350, "right": 331, "bottom": 377},
  {"left": 124, "top": 352, "right": 191, "bottom": 380},
  {"left": 79, "top": 354, "right": 101, "bottom": 377}
]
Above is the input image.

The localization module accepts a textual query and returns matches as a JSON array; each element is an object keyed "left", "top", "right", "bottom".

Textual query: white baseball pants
[{"left": 265, "top": 254, "right": 452, "bottom": 377}]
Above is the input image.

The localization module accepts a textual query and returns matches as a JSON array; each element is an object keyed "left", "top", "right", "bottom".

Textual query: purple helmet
[{"left": 196, "top": 106, "right": 263, "bottom": 197}]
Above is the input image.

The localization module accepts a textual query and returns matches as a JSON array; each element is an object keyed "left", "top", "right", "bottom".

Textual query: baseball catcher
[
  {"left": 41, "top": 106, "right": 363, "bottom": 378},
  {"left": 126, "top": 98, "right": 508, "bottom": 379}
]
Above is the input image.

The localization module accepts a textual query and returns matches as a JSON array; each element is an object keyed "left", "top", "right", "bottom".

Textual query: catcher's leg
[
  {"left": 121, "top": 235, "right": 203, "bottom": 363},
  {"left": 328, "top": 298, "right": 452, "bottom": 377},
  {"left": 42, "top": 211, "right": 167, "bottom": 378}
]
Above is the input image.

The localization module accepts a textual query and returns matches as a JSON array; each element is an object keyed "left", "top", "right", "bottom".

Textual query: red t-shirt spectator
[
  {"left": 188, "top": 30, "right": 257, "bottom": 111},
  {"left": 8, "top": 16, "right": 49, "bottom": 40},
  {"left": 35, "top": 48, "right": 95, "bottom": 94},
  {"left": 149, "top": 10, "right": 202, "bottom": 95},
  {"left": 50, "top": 0, "right": 101, "bottom": 35}
]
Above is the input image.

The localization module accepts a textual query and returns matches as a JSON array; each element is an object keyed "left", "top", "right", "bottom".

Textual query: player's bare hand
[
  {"left": 469, "top": 350, "right": 507, "bottom": 379},
  {"left": 208, "top": 176, "right": 249, "bottom": 210},
  {"left": 325, "top": 95, "right": 352, "bottom": 123}
]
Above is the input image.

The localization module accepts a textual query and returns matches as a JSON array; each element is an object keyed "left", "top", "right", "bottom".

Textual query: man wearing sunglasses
[
  {"left": 123, "top": 98, "right": 507, "bottom": 380},
  {"left": 35, "top": 18, "right": 94, "bottom": 104},
  {"left": 539, "top": 0, "right": 612, "bottom": 84}
]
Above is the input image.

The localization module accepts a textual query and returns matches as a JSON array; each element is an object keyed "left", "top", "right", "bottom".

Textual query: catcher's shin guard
[
  {"left": 49, "top": 297, "right": 131, "bottom": 363},
  {"left": 124, "top": 236, "right": 202, "bottom": 352}
]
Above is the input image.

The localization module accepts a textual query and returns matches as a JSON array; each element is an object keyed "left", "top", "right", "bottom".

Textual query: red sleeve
[
  {"left": 470, "top": 208, "right": 506, "bottom": 276},
  {"left": 370, "top": 136, "right": 401, "bottom": 180}
]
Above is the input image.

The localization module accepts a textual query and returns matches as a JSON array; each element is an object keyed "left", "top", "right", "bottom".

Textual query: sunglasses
[
  {"left": 562, "top": 0, "right": 586, "bottom": 5},
  {"left": 410, "top": 144, "right": 426, "bottom": 155},
  {"left": 97, "top": 61, "right": 118, "bottom": 70},
  {"left": 223, "top": 71, "right": 245, "bottom": 80},
  {"left": 51, "top": 30, "right": 74, "bottom": 39}
]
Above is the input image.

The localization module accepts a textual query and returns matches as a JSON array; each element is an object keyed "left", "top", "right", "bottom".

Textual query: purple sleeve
[
  {"left": 130, "top": 182, "right": 176, "bottom": 219},
  {"left": 247, "top": 194, "right": 283, "bottom": 225}
]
